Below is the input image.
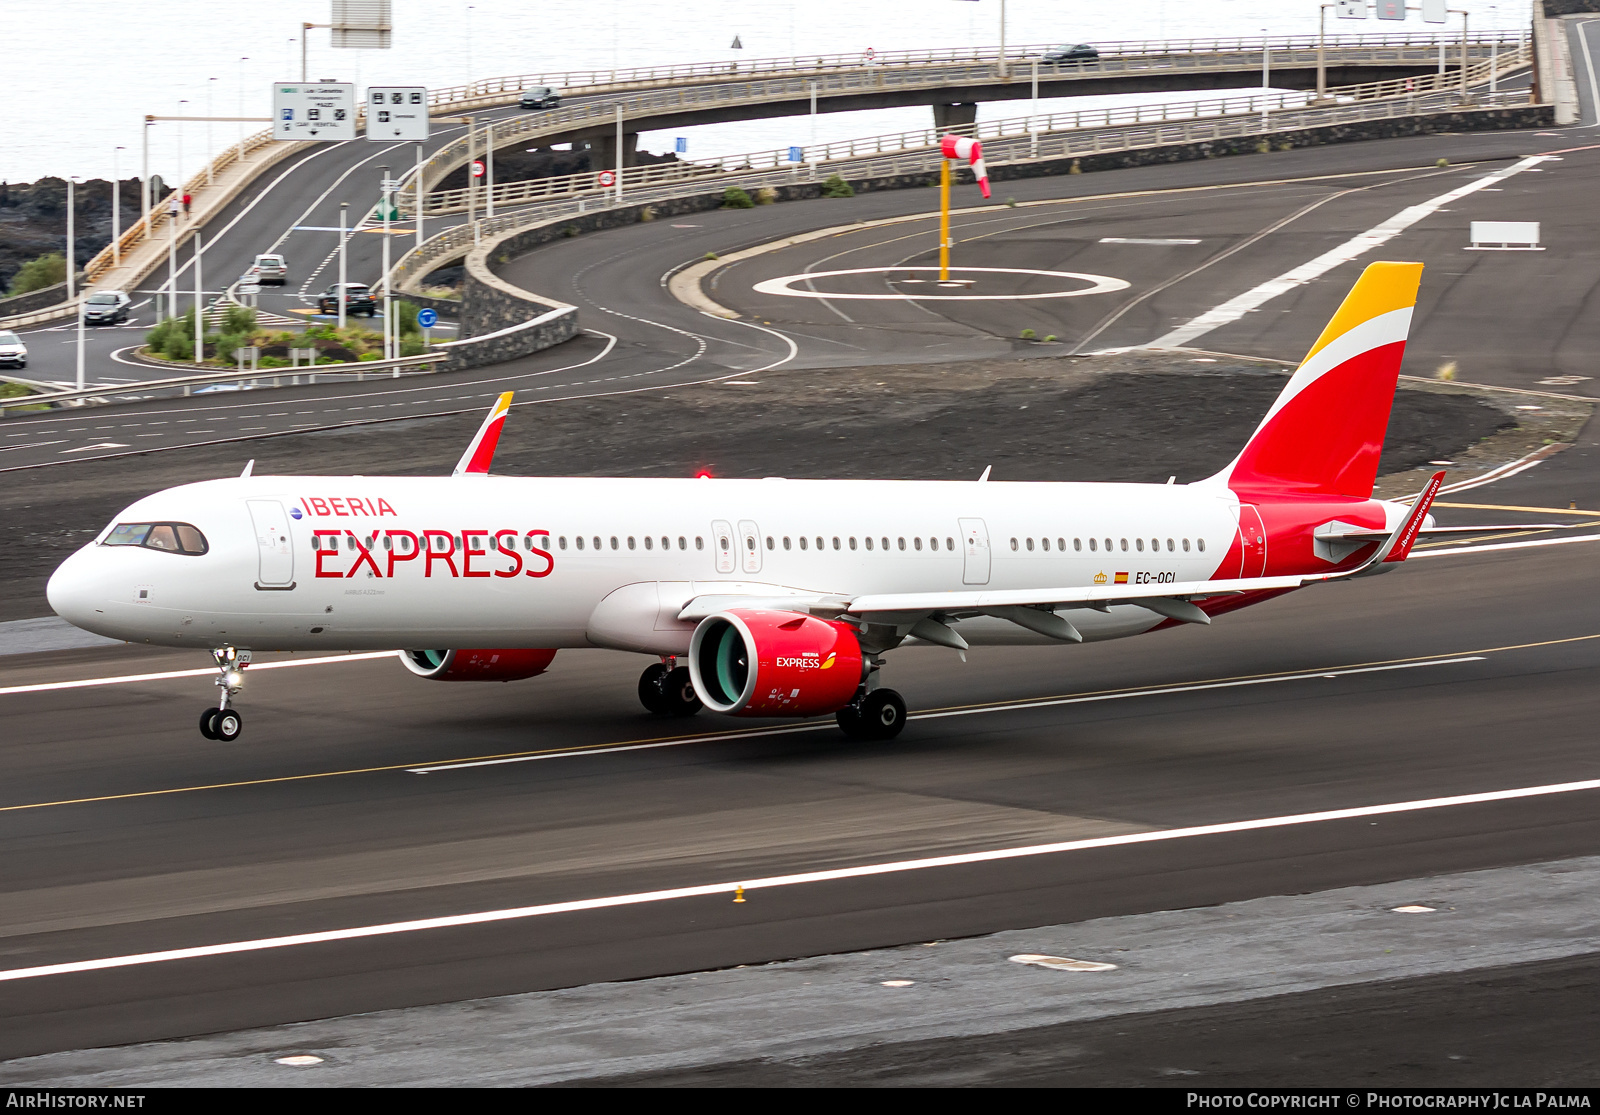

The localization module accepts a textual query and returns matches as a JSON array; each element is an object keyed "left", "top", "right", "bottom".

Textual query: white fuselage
[{"left": 46, "top": 474, "right": 1287, "bottom": 655}]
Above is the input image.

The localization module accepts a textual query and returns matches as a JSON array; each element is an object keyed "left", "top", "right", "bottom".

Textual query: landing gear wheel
[
  {"left": 662, "top": 666, "right": 702, "bottom": 717},
  {"left": 638, "top": 662, "right": 671, "bottom": 714},
  {"left": 838, "top": 689, "right": 906, "bottom": 741},
  {"left": 199, "top": 708, "right": 220, "bottom": 739},
  {"left": 212, "top": 708, "right": 243, "bottom": 742}
]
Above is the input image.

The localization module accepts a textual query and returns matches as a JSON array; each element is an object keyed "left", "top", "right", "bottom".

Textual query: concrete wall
[
  {"left": 0, "top": 277, "right": 82, "bottom": 319},
  {"left": 1543, "top": 1, "right": 1600, "bottom": 15}
]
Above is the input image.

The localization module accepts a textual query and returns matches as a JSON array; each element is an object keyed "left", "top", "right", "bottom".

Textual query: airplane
[{"left": 49, "top": 260, "right": 1475, "bottom": 744}]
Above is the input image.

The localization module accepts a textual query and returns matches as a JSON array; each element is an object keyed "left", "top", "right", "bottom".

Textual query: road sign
[
  {"left": 1421, "top": 0, "right": 1447, "bottom": 22},
  {"left": 273, "top": 83, "right": 357, "bottom": 141},
  {"left": 675, "top": 137, "right": 688, "bottom": 154},
  {"left": 1336, "top": 0, "right": 1368, "bottom": 16},
  {"left": 366, "top": 86, "right": 430, "bottom": 142},
  {"left": 471, "top": 160, "right": 485, "bottom": 178},
  {"left": 597, "top": 169, "right": 617, "bottom": 188},
  {"left": 788, "top": 146, "right": 803, "bottom": 163},
  {"left": 416, "top": 307, "right": 438, "bottom": 328},
  {"left": 1375, "top": 0, "right": 1404, "bottom": 19}
]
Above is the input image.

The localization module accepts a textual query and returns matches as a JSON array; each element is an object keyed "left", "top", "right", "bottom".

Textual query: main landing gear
[
  {"left": 638, "top": 658, "right": 703, "bottom": 717},
  {"left": 199, "top": 646, "right": 250, "bottom": 741},
  {"left": 835, "top": 685, "right": 907, "bottom": 741}
]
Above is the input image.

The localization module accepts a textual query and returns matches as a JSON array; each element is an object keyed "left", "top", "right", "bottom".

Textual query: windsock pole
[{"left": 939, "top": 158, "right": 951, "bottom": 281}]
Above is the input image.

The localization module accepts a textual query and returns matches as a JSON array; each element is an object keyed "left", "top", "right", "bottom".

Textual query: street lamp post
[
  {"left": 1261, "top": 30, "right": 1270, "bottom": 132},
  {"left": 415, "top": 142, "right": 425, "bottom": 252},
  {"left": 193, "top": 231, "right": 203, "bottom": 364},
  {"left": 338, "top": 201, "right": 349, "bottom": 331},
  {"left": 65, "top": 175, "right": 75, "bottom": 303},
  {"left": 206, "top": 78, "right": 217, "bottom": 185},
  {"left": 238, "top": 58, "right": 250, "bottom": 167},
  {"left": 176, "top": 100, "right": 187, "bottom": 200},
  {"left": 1317, "top": 2, "right": 1334, "bottom": 101},
  {"left": 112, "top": 147, "right": 124, "bottom": 266},
  {"left": 380, "top": 166, "right": 392, "bottom": 360},
  {"left": 1490, "top": 5, "right": 1499, "bottom": 94}
]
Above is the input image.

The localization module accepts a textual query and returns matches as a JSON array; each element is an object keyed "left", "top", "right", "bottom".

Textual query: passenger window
[
  {"left": 628, "top": 536, "right": 636, "bottom": 550},
  {"left": 1198, "top": 538, "right": 1206, "bottom": 552},
  {"left": 1120, "top": 538, "right": 1128, "bottom": 551},
  {"left": 832, "top": 537, "right": 840, "bottom": 550},
  {"left": 865, "top": 537, "right": 874, "bottom": 551},
  {"left": 882, "top": 537, "right": 889, "bottom": 551},
  {"left": 559, "top": 536, "right": 568, "bottom": 549},
  {"left": 613, "top": 537, "right": 621, "bottom": 550},
  {"left": 1151, "top": 538, "right": 1159, "bottom": 551},
  {"left": 719, "top": 536, "right": 729, "bottom": 552},
  {"left": 783, "top": 536, "right": 792, "bottom": 550},
  {"left": 346, "top": 534, "right": 358, "bottom": 551},
  {"left": 946, "top": 537, "right": 955, "bottom": 551},
  {"left": 816, "top": 537, "right": 824, "bottom": 550},
  {"left": 1074, "top": 538, "right": 1082, "bottom": 551},
  {"left": 1167, "top": 538, "right": 1175, "bottom": 551},
  {"left": 696, "top": 536, "right": 704, "bottom": 550},
  {"left": 662, "top": 536, "right": 670, "bottom": 550},
  {"left": 1136, "top": 539, "right": 1144, "bottom": 552},
  {"left": 593, "top": 536, "right": 602, "bottom": 550},
  {"left": 766, "top": 536, "right": 774, "bottom": 550},
  {"left": 1010, "top": 538, "right": 1018, "bottom": 551},
  {"left": 644, "top": 536, "right": 653, "bottom": 550},
  {"left": 849, "top": 537, "right": 858, "bottom": 550},
  {"left": 914, "top": 537, "right": 923, "bottom": 551},
  {"left": 1041, "top": 538, "right": 1049, "bottom": 551},
  {"left": 576, "top": 536, "right": 585, "bottom": 550},
  {"left": 1182, "top": 538, "right": 1190, "bottom": 551},
  {"left": 1088, "top": 538, "right": 1097, "bottom": 551},
  {"left": 1025, "top": 538, "right": 1034, "bottom": 552},
  {"left": 928, "top": 537, "right": 938, "bottom": 551},
  {"left": 678, "top": 536, "right": 687, "bottom": 550},
  {"left": 897, "top": 537, "right": 906, "bottom": 551}
]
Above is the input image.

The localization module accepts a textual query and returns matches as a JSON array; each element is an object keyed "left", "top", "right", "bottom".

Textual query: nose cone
[{"left": 47, "top": 546, "right": 107, "bottom": 635}]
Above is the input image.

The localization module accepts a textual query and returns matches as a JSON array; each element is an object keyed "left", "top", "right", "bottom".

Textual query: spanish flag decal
[{"left": 1114, "top": 572, "right": 1129, "bottom": 584}]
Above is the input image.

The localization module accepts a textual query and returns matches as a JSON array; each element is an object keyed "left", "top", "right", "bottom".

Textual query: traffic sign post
[
  {"left": 417, "top": 306, "right": 437, "bottom": 350},
  {"left": 273, "top": 84, "right": 357, "bottom": 141},
  {"left": 596, "top": 169, "right": 616, "bottom": 189},
  {"left": 366, "top": 86, "right": 430, "bottom": 142}
]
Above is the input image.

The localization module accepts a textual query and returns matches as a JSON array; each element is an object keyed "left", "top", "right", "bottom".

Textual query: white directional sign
[
  {"left": 1421, "top": 0, "right": 1447, "bottom": 23},
  {"left": 1336, "top": 0, "right": 1368, "bottom": 17},
  {"left": 366, "top": 86, "right": 430, "bottom": 142},
  {"left": 273, "top": 83, "right": 357, "bottom": 141}
]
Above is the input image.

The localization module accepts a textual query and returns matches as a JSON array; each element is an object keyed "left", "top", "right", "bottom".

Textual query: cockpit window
[{"left": 103, "top": 522, "right": 208, "bottom": 555}]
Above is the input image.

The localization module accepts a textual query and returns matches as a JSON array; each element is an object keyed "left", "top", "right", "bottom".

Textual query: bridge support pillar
[
  {"left": 932, "top": 102, "right": 978, "bottom": 131},
  {"left": 575, "top": 129, "right": 641, "bottom": 170}
]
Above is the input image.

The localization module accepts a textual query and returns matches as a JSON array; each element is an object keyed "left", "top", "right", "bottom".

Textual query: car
[
  {"left": 1043, "top": 43, "right": 1099, "bottom": 63},
  {"left": 252, "top": 254, "right": 288, "bottom": 284},
  {"left": 0, "top": 330, "right": 26, "bottom": 368},
  {"left": 317, "top": 283, "right": 377, "bottom": 317},
  {"left": 81, "top": 290, "right": 131, "bottom": 326},
  {"left": 518, "top": 86, "right": 561, "bottom": 110}
]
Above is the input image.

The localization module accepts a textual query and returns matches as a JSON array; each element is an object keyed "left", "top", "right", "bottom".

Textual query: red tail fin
[{"left": 1213, "top": 262, "right": 1424, "bottom": 499}]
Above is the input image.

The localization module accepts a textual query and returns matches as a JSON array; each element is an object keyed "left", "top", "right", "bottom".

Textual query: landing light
[
  {"left": 696, "top": 470, "right": 713, "bottom": 479},
  {"left": 224, "top": 670, "right": 244, "bottom": 688}
]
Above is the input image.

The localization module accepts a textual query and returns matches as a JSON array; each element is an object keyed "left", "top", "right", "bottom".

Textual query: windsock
[{"left": 939, "top": 134, "right": 990, "bottom": 198}]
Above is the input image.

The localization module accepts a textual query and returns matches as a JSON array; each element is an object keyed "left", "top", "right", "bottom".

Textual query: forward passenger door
[{"left": 959, "top": 518, "right": 990, "bottom": 585}]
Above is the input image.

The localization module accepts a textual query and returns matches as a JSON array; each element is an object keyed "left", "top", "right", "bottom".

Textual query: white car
[{"left": 0, "top": 330, "right": 26, "bottom": 368}]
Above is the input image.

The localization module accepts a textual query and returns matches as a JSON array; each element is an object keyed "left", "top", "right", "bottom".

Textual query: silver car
[
  {"left": 0, "top": 330, "right": 27, "bottom": 368},
  {"left": 82, "top": 290, "right": 132, "bottom": 325},
  {"left": 252, "top": 254, "right": 288, "bottom": 284}
]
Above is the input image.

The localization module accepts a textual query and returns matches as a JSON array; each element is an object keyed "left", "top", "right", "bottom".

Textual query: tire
[
  {"left": 835, "top": 702, "right": 868, "bottom": 740},
  {"left": 663, "top": 666, "right": 702, "bottom": 717},
  {"left": 638, "top": 662, "right": 670, "bottom": 714},
  {"left": 857, "top": 689, "right": 907, "bottom": 740},
  {"left": 213, "top": 709, "right": 243, "bottom": 742},
  {"left": 199, "top": 708, "right": 220, "bottom": 739}
]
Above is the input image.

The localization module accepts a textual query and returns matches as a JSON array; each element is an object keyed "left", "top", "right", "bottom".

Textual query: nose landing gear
[{"left": 199, "top": 647, "right": 250, "bottom": 741}]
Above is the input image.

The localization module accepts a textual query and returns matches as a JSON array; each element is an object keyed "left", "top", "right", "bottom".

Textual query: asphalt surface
[{"left": 3, "top": 100, "right": 1600, "bottom": 1080}]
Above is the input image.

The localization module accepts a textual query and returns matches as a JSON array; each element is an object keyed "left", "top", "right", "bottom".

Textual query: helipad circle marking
[{"left": 752, "top": 266, "right": 1130, "bottom": 301}]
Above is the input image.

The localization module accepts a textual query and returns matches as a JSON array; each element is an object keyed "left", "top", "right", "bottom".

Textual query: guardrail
[
  {"left": 0, "top": 353, "right": 447, "bottom": 417},
  {"left": 421, "top": 45, "right": 1530, "bottom": 215},
  {"left": 403, "top": 33, "right": 1526, "bottom": 209},
  {"left": 390, "top": 83, "right": 1537, "bottom": 298}
]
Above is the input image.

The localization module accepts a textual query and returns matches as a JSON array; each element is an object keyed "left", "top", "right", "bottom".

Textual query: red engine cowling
[
  {"left": 689, "top": 609, "right": 864, "bottom": 717},
  {"left": 399, "top": 648, "right": 557, "bottom": 681}
]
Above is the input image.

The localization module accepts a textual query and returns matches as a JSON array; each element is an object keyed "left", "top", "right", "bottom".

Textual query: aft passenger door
[
  {"left": 247, "top": 499, "right": 295, "bottom": 589},
  {"left": 711, "top": 520, "right": 736, "bottom": 574},
  {"left": 1236, "top": 504, "right": 1267, "bottom": 578},
  {"left": 959, "top": 517, "right": 990, "bottom": 585}
]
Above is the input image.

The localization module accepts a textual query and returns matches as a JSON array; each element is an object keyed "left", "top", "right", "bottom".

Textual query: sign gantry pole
[{"left": 939, "top": 158, "right": 951, "bottom": 282}]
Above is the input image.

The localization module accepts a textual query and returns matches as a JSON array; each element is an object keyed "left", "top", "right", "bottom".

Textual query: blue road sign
[
  {"left": 675, "top": 136, "right": 688, "bottom": 154},
  {"left": 416, "top": 308, "right": 438, "bottom": 328},
  {"left": 788, "top": 146, "right": 803, "bottom": 163}
]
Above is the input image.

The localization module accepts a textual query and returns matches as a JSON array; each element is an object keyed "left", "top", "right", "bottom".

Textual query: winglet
[
  {"left": 1380, "top": 471, "right": 1447, "bottom": 564},
  {"left": 453, "top": 392, "right": 514, "bottom": 476}
]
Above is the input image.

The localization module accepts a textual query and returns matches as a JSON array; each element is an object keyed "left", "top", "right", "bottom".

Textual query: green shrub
[
  {"left": 258, "top": 355, "right": 290, "bottom": 368},
  {"left": 1043, "top": 335, "right": 1058, "bottom": 343},
  {"left": 704, "top": 251, "right": 719, "bottom": 261},
  {"left": 754, "top": 187, "right": 778, "bottom": 205},
  {"left": 400, "top": 337, "right": 428, "bottom": 357},
  {"left": 1005, "top": 197, "right": 1018, "bottom": 208},
  {"left": 1019, "top": 329, "right": 1037, "bottom": 340},
  {"left": 1436, "top": 157, "right": 1449, "bottom": 168},
  {"left": 357, "top": 352, "right": 381, "bottom": 361},
  {"left": 215, "top": 333, "right": 250, "bottom": 363},
  {"left": 163, "top": 332, "right": 194, "bottom": 361},
  {"left": 721, "top": 186, "right": 755, "bottom": 209},
  {"left": 394, "top": 301, "right": 421, "bottom": 336},
  {"left": 821, "top": 174, "right": 854, "bottom": 198},
  {"left": 6, "top": 252, "right": 66, "bottom": 297},
  {"left": 222, "top": 304, "right": 256, "bottom": 335}
]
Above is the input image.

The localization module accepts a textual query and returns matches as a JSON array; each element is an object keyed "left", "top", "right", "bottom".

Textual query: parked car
[
  {"left": 252, "top": 254, "right": 288, "bottom": 284},
  {"left": 81, "top": 290, "right": 131, "bottom": 325},
  {"left": 518, "top": 86, "right": 562, "bottom": 110},
  {"left": 318, "top": 283, "right": 377, "bottom": 317},
  {"left": 0, "top": 331, "right": 26, "bottom": 368},
  {"left": 1043, "top": 43, "right": 1099, "bottom": 63}
]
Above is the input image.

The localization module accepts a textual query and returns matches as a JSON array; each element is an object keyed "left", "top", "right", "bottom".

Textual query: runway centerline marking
[
  {"left": 8, "top": 631, "right": 1600, "bottom": 815},
  {"left": 3, "top": 775, "right": 1598, "bottom": 984}
]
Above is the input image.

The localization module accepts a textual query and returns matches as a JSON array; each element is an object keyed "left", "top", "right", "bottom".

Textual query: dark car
[
  {"left": 519, "top": 86, "right": 561, "bottom": 110},
  {"left": 1043, "top": 43, "right": 1099, "bottom": 63},
  {"left": 318, "top": 283, "right": 377, "bottom": 317},
  {"left": 82, "top": 290, "right": 131, "bottom": 325}
]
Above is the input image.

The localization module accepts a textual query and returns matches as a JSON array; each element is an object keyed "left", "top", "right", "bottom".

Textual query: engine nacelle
[
  {"left": 399, "top": 648, "right": 557, "bottom": 681},
  {"left": 689, "top": 609, "right": 864, "bottom": 717}
]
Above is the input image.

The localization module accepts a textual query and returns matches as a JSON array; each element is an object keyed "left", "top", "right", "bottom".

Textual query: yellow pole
[{"left": 939, "top": 158, "right": 951, "bottom": 281}]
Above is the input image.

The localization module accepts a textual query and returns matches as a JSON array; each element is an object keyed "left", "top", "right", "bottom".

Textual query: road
[{"left": 3, "top": 108, "right": 1600, "bottom": 1077}]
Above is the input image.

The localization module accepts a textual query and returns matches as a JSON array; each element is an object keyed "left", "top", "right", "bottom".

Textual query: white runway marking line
[
  {"left": 3, "top": 775, "right": 1598, "bottom": 984},
  {"left": 406, "top": 657, "right": 1485, "bottom": 774},
  {"left": 1150, "top": 155, "right": 1557, "bottom": 349},
  {"left": 0, "top": 651, "right": 396, "bottom": 698},
  {"left": 753, "top": 266, "right": 1130, "bottom": 301}
]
